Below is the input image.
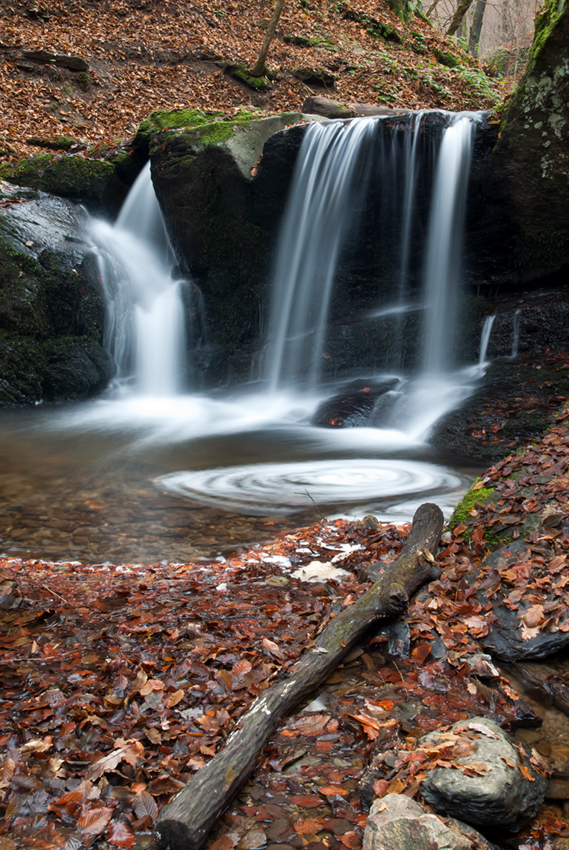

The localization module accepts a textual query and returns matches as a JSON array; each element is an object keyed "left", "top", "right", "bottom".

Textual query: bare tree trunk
[
  {"left": 250, "top": 0, "right": 286, "bottom": 77},
  {"left": 468, "top": 0, "right": 486, "bottom": 53},
  {"left": 155, "top": 503, "right": 444, "bottom": 850},
  {"left": 426, "top": 0, "right": 443, "bottom": 18},
  {"left": 446, "top": 0, "right": 476, "bottom": 37}
]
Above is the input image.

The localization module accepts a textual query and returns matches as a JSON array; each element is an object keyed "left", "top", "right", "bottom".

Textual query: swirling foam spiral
[{"left": 156, "top": 459, "right": 464, "bottom": 518}]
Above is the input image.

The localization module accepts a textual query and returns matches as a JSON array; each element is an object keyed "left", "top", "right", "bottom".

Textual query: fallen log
[{"left": 155, "top": 502, "right": 444, "bottom": 850}]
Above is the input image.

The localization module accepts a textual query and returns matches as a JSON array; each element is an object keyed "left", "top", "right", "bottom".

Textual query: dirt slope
[{"left": 0, "top": 0, "right": 501, "bottom": 159}]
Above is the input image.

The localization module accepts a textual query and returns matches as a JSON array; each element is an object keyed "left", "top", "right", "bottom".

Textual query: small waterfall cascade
[
  {"left": 266, "top": 118, "right": 377, "bottom": 392},
  {"left": 478, "top": 314, "right": 496, "bottom": 367},
  {"left": 90, "top": 163, "right": 190, "bottom": 396},
  {"left": 422, "top": 114, "right": 476, "bottom": 376}
]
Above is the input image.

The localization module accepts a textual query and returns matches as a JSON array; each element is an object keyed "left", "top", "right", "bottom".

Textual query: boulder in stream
[
  {"left": 363, "top": 794, "right": 494, "bottom": 850},
  {"left": 311, "top": 378, "right": 400, "bottom": 427},
  {"left": 420, "top": 717, "right": 548, "bottom": 830}
]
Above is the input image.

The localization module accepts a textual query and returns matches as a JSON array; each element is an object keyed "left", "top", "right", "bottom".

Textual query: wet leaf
[
  {"left": 133, "top": 789, "right": 159, "bottom": 823},
  {"left": 108, "top": 820, "right": 136, "bottom": 849},
  {"left": 77, "top": 806, "right": 113, "bottom": 835}
]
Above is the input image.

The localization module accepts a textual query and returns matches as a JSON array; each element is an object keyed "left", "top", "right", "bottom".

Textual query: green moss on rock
[
  {"left": 434, "top": 47, "right": 461, "bottom": 69},
  {"left": 449, "top": 479, "right": 497, "bottom": 540},
  {"left": 226, "top": 65, "right": 275, "bottom": 91},
  {"left": 133, "top": 107, "right": 214, "bottom": 155},
  {"left": 0, "top": 154, "right": 129, "bottom": 216}
]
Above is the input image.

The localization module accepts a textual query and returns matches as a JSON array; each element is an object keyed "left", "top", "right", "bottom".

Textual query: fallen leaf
[
  {"left": 108, "top": 820, "right": 136, "bottom": 849},
  {"left": 77, "top": 806, "right": 113, "bottom": 835}
]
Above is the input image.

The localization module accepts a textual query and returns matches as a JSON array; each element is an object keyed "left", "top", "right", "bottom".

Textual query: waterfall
[
  {"left": 266, "top": 118, "right": 377, "bottom": 392},
  {"left": 478, "top": 314, "right": 496, "bottom": 367},
  {"left": 90, "top": 163, "right": 190, "bottom": 396},
  {"left": 422, "top": 115, "right": 475, "bottom": 376},
  {"left": 266, "top": 112, "right": 479, "bottom": 396}
]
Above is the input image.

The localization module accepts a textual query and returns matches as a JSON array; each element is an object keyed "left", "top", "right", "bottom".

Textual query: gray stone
[
  {"left": 420, "top": 717, "right": 548, "bottom": 830},
  {"left": 363, "top": 794, "right": 483, "bottom": 850}
]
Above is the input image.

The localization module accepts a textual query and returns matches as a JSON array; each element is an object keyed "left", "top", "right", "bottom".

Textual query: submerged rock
[
  {"left": 311, "top": 378, "right": 400, "bottom": 427},
  {"left": 420, "top": 717, "right": 548, "bottom": 830},
  {"left": 363, "top": 794, "right": 492, "bottom": 850},
  {"left": 0, "top": 180, "right": 115, "bottom": 405}
]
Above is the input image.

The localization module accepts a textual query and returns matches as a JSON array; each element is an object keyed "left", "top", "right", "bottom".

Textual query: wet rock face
[
  {"left": 0, "top": 180, "right": 115, "bottom": 405},
  {"left": 363, "top": 794, "right": 487, "bottom": 850},
  {"left": 420, "top": 717, "right": 548, "bottom": 830},
  {"left": 493, "top": 0, "right": 569, "bottom": 281}
]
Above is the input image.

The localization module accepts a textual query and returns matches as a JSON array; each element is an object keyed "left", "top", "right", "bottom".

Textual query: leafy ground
[
  {"left": 0, "top": 0, "right": 502, "bottom": 160},
  {"left": 2, "top": 405, "right": 569, "bottom": 849}
]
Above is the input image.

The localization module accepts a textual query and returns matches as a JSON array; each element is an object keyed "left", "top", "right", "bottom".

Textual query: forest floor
[
  {"left": 2, "top": 403, "right": 569, "bottom": 849},
  {"left": 0, "top": 0, "right": 504, "bottom": 161}
]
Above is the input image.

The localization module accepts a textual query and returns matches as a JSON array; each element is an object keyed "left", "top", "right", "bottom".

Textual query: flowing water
[
  {"left": 0, "top": 113, "right": 492, "bottom": 565},
  {"left": 90, "top": 163, "right": 189, "bottom": 395}
]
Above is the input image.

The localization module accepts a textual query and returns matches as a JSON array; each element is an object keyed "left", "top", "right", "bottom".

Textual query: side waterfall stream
[{"left": 0, "top": 113, "right": 491, "bottom": 565}]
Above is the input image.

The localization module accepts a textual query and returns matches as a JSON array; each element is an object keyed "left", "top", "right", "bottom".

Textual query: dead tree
[{"left": 155, "top": 503, "right": 444, "bottom": 850}]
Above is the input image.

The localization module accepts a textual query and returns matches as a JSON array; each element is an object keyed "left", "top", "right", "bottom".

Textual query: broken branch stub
[{"left": 155, "top": 502, "right": 444, "bottom": 850}]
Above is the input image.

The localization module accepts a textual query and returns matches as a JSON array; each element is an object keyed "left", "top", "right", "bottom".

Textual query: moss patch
[
  {"left": 449, "top": 479, "right": 497, "bottom": 540},
  {"left": 433, "top": 48, "right": 461, "bottom": 69},
  {"left": 226, "top": 65, "right": 275, "bottom": 91}
]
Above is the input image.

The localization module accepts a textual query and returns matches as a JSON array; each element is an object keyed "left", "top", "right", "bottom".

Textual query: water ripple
[{"left": 156, "top": 459, "right": 466, "bottom": 519}]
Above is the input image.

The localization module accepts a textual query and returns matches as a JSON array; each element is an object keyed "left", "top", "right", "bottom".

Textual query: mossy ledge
[{"left": 0, "top": 153, "right": 133, "bottom": 217}]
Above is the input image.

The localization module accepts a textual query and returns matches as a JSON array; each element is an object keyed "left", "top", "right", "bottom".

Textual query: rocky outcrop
[
  {"left": 493, "top": 0, "right": 569, "bottom": 281},
  {"left": 0, "top": 180, "right": 115, "bottom": 405},
  {"left": 420, "top": 717, "right": 548, "bottom": 830}
]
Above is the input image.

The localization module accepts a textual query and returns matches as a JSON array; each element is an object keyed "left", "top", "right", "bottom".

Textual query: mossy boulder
[
  {"left": 0, "top": 152, "right": 135, "bottom": 217},
  {"left": 0, "top": 180, "right": 115, "bottom": 405},
  {"left": 494, "top": 0, "right": 569, "bottom": 279},
  {"left": 150, "top": 113, "right": 318, "bottom": 375}
]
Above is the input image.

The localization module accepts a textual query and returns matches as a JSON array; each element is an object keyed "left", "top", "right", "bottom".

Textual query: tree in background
[
  {"left": 469, "top": 0, "right": 487, "bottom": 53},
  {"left": 250, "top": 0, "right": 286, "bottom": 77}
]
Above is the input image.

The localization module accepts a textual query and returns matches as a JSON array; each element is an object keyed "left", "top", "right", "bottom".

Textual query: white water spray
[{"left": 90, "top": 163, "right": 188, "bottom": 395}]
